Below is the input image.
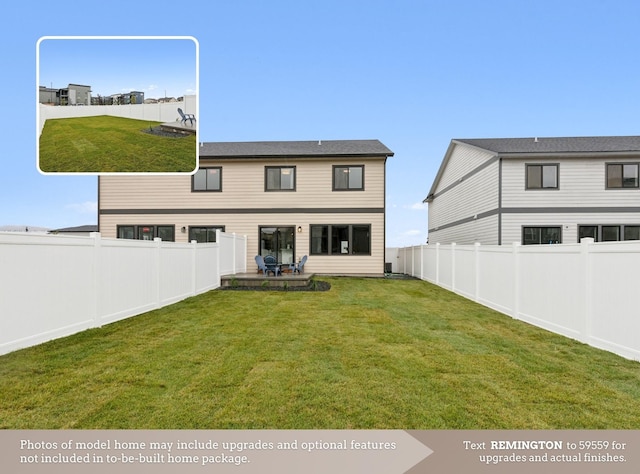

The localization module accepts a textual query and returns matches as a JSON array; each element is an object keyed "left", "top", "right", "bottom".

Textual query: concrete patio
[{"left": 159, "top": 120, "right": 197, "bottom": 135}]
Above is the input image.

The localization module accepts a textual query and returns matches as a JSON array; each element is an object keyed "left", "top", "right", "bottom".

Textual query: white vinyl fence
[
  {"left": 388, "top": 239, "right": 640, "bottom": 361},
  {"left": 38, "top": 95, "right": 197, "bottom": 136},
  {"left": 0, "top": 231, "right": 246, "bottom": 356}
]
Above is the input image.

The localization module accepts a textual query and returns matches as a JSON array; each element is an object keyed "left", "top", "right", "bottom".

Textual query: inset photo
[{"left": 37, "top": 36, "right": 198, "bottom": 174}]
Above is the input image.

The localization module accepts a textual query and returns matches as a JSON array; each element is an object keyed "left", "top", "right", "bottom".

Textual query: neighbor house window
[
  {"left": 602, "top": 225, "right": 620, "bottom": 242},
  {"left": 578, "top": 226, "right": 598, "bottom": 242},
  {"left": 333, "top": 165, "right": 364, "bottom": 190},
  {"left": 265, "top": 166, "right": 296, "bottom": 191},
  {"left": 188, "top": 226, "right": 225, "bottom": 243},
  {"left": 117, "top": 225, "right": 175, "bottom": 242},
  {"left": 522, "top": 226, "right": 561, "bottom": 245},
  {"left": 526, "top": 164, "right": 558, "bottom": 189},
  {"left": 193, "top": 167, "right": 222, "bottom": 192},
  {"left": 310, "top": 224, "right": 371, "bottom": 255},
  {"left": 606, "top": 163, "right": 639, "bottom": 188},
  {"left": 624, "top": 226, "right": 640, "bottom": 241},
  {"left": 578, "top": 224, "right": 640, "bottom": 242}
]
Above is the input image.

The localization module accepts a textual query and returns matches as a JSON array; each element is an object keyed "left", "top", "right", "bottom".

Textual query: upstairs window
[
  {"left": 192, "top": 167, "right": 222, "bottom": 192},
  {"left": 333, "top": 165, "right": 364, "bottom": 190},
  {"left": 606, "top": 163, "right": 639, "bottom": 188},
  {"left": 265, "top": 166, "right": 296, "bottom": 191},
  {"left": 526, "top": 164, "right": 558, "bottom": 189}
]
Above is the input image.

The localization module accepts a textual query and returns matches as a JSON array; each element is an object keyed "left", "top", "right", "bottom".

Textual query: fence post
[
  {"left": 474, "top": 242, "right": 481, "bottom": 302},
  {"left": 512, "top": 242, "right": 521, "bottom": 319},
  {"left": 191, "top": 239, "right": 197, "bottom": 296},
  {"left": 215, "top": 230, "right": 222, "bottom": 287},
  {"left": 90, "top": 232, "right": 102, "bottom": 327},
  {"left": 154, "top": 237, "right": 162, "bottom": 307},
  {"left": 420, "top": 245, "right": 425, "bottom": 280},
  {"left": 451, "top": 243, "right": 457, "bottom": 292},
  {"left": 581, "top": 237, "right": 594, "bottom": 344},
  {"left": 435, "top": 243, "right": 440, "bottom": 285},
  {"left": 232, "top": 232, "right": 237, "bottom": 273},
  {"left": 410, "top": 246, "right": 414, "bottom": 277}
]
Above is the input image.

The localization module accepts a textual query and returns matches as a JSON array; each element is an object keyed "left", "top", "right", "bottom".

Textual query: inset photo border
[{"left": 37, "top": 36, "right": 199, "bottom": 175}]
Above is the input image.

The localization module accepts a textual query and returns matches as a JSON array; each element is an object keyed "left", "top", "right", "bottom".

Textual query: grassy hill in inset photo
[{"left": 38, "top": 115, "right": 197, "bottom": 173}]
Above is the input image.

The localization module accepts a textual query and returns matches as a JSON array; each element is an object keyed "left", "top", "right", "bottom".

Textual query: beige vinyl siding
[
  {"left": 99, "top": 155, "right": 387, "bottom": 275},
  {"left": 434, "top": 143, "right": 495, "bottom": 193},
  {"left": 100, "top": 212, "right": 385, "bottom": 275},
  {"left": 99, "top": 157, "right": 385, "bottom": 211},
  {"left": 502, "top": 157, "right": 640, "bottom": 208}
]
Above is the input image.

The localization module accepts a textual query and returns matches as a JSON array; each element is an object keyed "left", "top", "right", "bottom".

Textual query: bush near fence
[
  {"left": 389, "top": 239, "right": 640, "bottom": 361},
  {"left": 0, "top": 231, "right": 246, "bottom": 355}
]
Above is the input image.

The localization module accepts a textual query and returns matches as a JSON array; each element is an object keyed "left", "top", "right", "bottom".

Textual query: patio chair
[
  {"left": 256, "top": 255, "right": 280, "bottom": 276},
  {"left": 290, "top": 255, "right": 307, "bottom": 274},
  {"left": 264, "top": 255, "right": 281, "bottom": 276},
  {"left": 177, "top": 107, "right": 196, "bottom": 126}
]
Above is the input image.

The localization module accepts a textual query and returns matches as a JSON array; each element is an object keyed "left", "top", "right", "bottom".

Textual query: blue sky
[
  {"left": 2, "top": 0, "right": 640, "bottom": 246},
  {"left": 38, "top": 37, "right": 197, "bottom": 99}
]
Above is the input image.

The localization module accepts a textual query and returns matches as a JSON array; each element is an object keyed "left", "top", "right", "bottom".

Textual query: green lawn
[
  {"left": 38, "top": 115, "right": 197, "bottom": 173},
  {"left": 1, "top": 277, "right": 639, "bottom": 429}
]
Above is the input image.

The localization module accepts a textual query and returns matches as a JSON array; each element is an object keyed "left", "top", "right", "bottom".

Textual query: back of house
[{"left": 99, "top": 139, "right": 394, "bottom": 275}]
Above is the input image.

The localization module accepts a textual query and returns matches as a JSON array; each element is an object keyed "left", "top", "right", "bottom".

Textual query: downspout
[
  {"left": 498, "top": 157, "right": 502, "bottom": 245},
  {"left": 97, "top": 176, "right": 101, "bottom": 233},
  {"left": 383, "top": 156, "right": 387, "bottom": 274}
]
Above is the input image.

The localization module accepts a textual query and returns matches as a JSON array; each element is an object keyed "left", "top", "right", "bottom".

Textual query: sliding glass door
[{"left": 260, "top": 227, "right": 295, "bottom": 265}]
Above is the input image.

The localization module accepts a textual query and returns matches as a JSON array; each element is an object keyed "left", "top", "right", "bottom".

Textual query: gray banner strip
[
  {"left": 2, "top": 430, "right": 638, "bottom": 473},
  {"left": 0, "top": 430, "right": 430, "bottom": 474}
]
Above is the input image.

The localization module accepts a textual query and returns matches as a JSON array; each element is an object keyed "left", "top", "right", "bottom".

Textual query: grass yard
[
  {"left": 38, "top": 115, "right": 197, "bottom": 173},
  {"left": 1, "top": 277, "right": 639, "bottom": 429}
]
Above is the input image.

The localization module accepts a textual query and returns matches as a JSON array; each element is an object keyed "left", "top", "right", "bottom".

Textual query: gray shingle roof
[
  {"left": 199, "top": 140, "right": 394, "bottom": 158},
  {"left": 455, "top": 136, "right": 640, "bottom": 154}
]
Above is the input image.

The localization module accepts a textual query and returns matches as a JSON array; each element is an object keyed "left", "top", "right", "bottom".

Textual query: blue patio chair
[
  {"left": 263, "top": 254, "right": 281, "bottom": 276},
  {"left": 255, "top": 255, "right": 270, "bottom": 276},
  {"left": 256, "top": 255, "right": 280, "bottom": 276},
  {"left": 290, "top": 255, "right": 307, "bottom": 274},
  {"left": 177, "top": 107, "right": 196, "bottom": 126}
]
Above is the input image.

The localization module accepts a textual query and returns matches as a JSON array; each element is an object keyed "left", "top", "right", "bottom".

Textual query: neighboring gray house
[
  {"left": 60, "top": 84, "right": 91, "bottom": 106},
  {"left": 39, "top": 83, "right": 91, "bottom": 105},
  {"left": 49, "top": 225, "right": 98, "bottom": 236},
  {"left": 38, "top": 86, "right": 59, "bottom": 105},
  {"left": 425, "top": 136, "right": 640, "bottom": 245}
]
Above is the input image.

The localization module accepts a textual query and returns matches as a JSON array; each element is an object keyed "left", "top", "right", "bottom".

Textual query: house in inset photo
[
  {"left": 425, "top": 136, "right": 640, "bottom": 245},
  {"left": 98, "top": 139, "right": 394, "bottom": 275}
]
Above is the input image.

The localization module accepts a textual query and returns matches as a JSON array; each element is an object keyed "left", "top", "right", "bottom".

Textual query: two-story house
[
  {"left": 98, "top": 139, "right": 394, "bottom": 275},
  {"left": 425, "top": 136, "right": 640, "bottom": 245}
]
